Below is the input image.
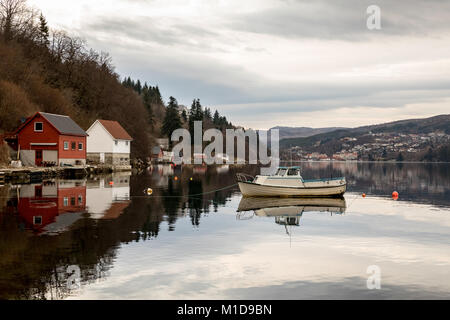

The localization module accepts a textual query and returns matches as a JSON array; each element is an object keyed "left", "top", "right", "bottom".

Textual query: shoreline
[{"left": 0, "top": 165, "right": 132, "bottom": 184}]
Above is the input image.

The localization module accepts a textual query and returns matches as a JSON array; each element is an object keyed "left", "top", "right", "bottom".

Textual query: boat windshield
[
  {"left": 287, "top": 168, "right": 300, "bottom": 176},
  {"left": 276, "top": 168, "right": 288, "bottom": 176}
]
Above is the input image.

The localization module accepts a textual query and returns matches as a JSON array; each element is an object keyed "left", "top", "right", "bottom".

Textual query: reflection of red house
[
  {"left": 17, "top": 181, "right": 86, "bottom": 234},
  {"left": 15, "top": 112, "right": 88, "bottom": 167}
]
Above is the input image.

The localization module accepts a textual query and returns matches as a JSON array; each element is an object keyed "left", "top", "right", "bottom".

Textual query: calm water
[{"left": 0, "top": 162, "right": 449, "bottom": 300}]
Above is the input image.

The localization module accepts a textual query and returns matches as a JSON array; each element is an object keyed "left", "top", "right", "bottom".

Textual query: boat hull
[{"left": 238, "top": 181, "right": 346, "bottom": 197}]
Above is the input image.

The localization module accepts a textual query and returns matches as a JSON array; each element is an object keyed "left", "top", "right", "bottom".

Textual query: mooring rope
[{"left": 140, "top": 183, "right": 240, "bottom": 199}]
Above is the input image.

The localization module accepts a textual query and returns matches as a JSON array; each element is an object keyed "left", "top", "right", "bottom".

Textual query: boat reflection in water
[{"left": 237, "top": 197, "right": 346, "bottom": 234}]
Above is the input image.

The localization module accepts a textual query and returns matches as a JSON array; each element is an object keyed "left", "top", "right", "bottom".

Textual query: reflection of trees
[
  {"left": 141, "top": 209, "right": 160, "bottom": 240},
  {"left": 151, "top": 164, "right": 260, "bottom": 229},
  {"left": 0, "top": 210, "right": 118, "bottom": 299},
  {"left": 188, "top": 180, "right": 203, "bottom": 227},
  {"left": 1, "top": 163, "right": 448, "bottom": 299},
  {"left": 0, "top": 165, "right": 250, "bottom": 298},
  {"left": 162, "top": 179, "right": 181, "bottom": 231}
]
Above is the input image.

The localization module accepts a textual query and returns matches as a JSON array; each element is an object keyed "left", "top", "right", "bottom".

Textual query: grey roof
[
  {"left": 40, "top": 112, "right": 88, "bottom": 136},
  {"left": 152, "top": 146, "right": 162, "bottom": 155}
]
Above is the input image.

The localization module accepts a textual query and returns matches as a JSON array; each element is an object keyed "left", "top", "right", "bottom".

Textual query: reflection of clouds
[
  {"left": 347, "top": 195, "right": 450, "bottom": 228},
  {"left": 70, "top": 195, "right": 450, "bottom": 299}
]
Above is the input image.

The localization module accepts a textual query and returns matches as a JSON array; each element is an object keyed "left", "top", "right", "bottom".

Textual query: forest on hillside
[{"left": 0, "top": 0, "right": 232, "bottom": 163}]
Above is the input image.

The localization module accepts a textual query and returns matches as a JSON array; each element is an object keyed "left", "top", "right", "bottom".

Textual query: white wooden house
[{"left": 86, "top": 120, "right": 133, "bottom": 165}]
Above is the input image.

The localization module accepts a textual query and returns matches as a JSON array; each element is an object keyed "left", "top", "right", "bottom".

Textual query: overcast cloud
[{"left": 29, "top": 0, "right": 450, "bottom": 129}]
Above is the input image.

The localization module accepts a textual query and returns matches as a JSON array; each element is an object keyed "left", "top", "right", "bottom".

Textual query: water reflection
[
  {"left": 297, "top": 162, "right": 450, "bottom": 207},
  {"left": 15, "top": 180, "right": 87, "bottom": 235},
  {"left": 0, "top": 173, "right": 131, "bottom": 299},
  {"left": 237, "top": 197, "right": 346, "bottom": 235},
  {"left": 0, "top": 163, "right": 449, "bottom": 299},
  {"left": 86, "top": 172, "right": 131, "bottom": 220}
]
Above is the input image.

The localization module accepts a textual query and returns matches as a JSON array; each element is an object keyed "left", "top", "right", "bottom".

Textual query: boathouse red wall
[
  {"left": 16, "top": 113, "right": 87, "bottom": 166},
  {"left": 17, "top": 114, "right": 59, "bottom": 151}
]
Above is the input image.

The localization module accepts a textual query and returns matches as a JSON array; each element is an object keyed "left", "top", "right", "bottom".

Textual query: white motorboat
[{"left": 237, "top": 166, "right": 346, "bottom": 197}]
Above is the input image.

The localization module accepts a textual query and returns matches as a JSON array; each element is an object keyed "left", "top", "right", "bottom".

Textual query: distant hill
[
  {"left": 270, "top": 126, "right": 346, "bottom": 139},
  {"left": 280, "top": 114, "right": 450, "bottom": 149}
]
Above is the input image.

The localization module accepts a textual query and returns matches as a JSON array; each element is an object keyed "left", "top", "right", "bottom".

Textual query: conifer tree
[
  {"left": 204, "top": 107, "right": 212, "bottom": 120},
  {"left": 213, "top": 110, "right": 220, "bottom": 125},
  {"left": 181, "top": 109, "right": 187, "bottom": 122},
  {"left": 162, "top": 96, "right": 182, "bottom": 145},
  {"left": 136, "top": 79, "right": 142, "bottom": 95},
  {"left": 143, "top": 88, "right": 154, "bottom": 128},
  {"left": 38, "top": 13, "right": 49, "bottom": 46}
]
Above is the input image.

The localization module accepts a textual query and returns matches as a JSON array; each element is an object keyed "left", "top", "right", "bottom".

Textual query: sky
[{"left": 28, "top": 0, "right": 450, "bottom": 130}]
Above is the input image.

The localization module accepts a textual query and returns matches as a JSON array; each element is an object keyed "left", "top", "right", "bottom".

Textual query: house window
[
  {"left": 33, "top": 216, "right": 43, "bottom": 225},
  {"left": 35, "top": 186, "right": 42, "bottom": 198},
  {"left": 34, "top": 122, "right": 43, "bottom": 132},
  {"left": 126, "top": 141, "right": 129, "bottom": 146},
  {"left": 78, "top": 142, "right": 83, "bottom": 150},
  {"left": 78, "top": 195, "right": 83, "bottom": 205},
  {"left": 64, "top": 197, "right": 69, "bottom": 206},
  {"left": 115, "top": 140, "right": 118, "bottom": 146},
  {"left": 71, "top": 142, "right": 76, "bottom": 150},
  {"left": 64, "top": 141, "right": 69, "bottom": 150},
  {"left": 71, "top": 197, "right": 76, "bottom": 206}
]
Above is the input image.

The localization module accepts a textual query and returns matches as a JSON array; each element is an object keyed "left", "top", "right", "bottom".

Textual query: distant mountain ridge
[
  {"left": 270, "top": 126, "right": 347, "bottom": 139},
  {"left": 280, "top": 114, "right": 450, "bottom": 149}
]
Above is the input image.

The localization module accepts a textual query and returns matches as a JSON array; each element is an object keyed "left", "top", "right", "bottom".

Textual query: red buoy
[{"left": 362, "top": 193, "right": 366, "bottom": 198}]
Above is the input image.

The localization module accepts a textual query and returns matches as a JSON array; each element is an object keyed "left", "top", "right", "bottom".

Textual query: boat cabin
[{"left": 274, "top": 167, "right": 301, "bottom": 177}]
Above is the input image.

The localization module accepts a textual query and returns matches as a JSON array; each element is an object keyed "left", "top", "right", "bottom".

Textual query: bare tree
[{"left": 0, "top": 0, "right": 27, "bottom": 39}]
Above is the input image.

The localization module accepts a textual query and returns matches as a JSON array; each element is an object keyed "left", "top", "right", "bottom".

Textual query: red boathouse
[{"left": 16, "top": 112, "right": 88, "bottom": 167}]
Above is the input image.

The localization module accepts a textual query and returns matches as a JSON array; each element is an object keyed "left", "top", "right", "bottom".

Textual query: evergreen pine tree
[
  {"left": 143, "top": 89, "right": 154, "bottom": 128},
  {"left": 136, "top": 80, "right": 142, "bottom": 95},
  {"left": 204, "top": 107, "right": 212, "bottom": 120},
  {"left": 38, "top": 14, "right": 50, "bottom": 46},
  {"left": 195, "top": 99, "right": 203, "bottom": 120},
  {"left": 181, "top": 109, "right": 187, "bottom": 122},
  {"left": 162, "top": 96, "right": 182, "bottom": 145},
  {"left": 213, "top": 110, "right": 220, "bottom": 125},
  {"left": 188, "top": 99, "right": 197, "bottom": 138}
]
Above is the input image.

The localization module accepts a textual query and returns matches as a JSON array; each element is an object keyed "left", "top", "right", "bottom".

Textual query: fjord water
[{"left": 0, "top": 162, "right": 449, "bottom": 299}]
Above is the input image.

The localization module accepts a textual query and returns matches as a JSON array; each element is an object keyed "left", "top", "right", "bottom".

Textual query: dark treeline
[{"left": 0, "top": 0, "right": 234, "bottom": 162}]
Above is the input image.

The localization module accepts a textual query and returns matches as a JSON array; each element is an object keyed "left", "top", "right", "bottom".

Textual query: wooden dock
[{"left": 0, "top": 165, "right": 132, "bottom": 184}]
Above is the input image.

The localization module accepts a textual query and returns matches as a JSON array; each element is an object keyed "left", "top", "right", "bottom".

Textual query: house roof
[
  {"left": 15, "top": 112, "right": 88, "bottom": 136},
  {"left": 98, "top": 120, "right": 133, "bottom": 141},
  {"left": 101, "top": 201, "right": 130, "bottom": 220},
  {"left": 40, "top": 113, "right": 88, "bottom": 136}
]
